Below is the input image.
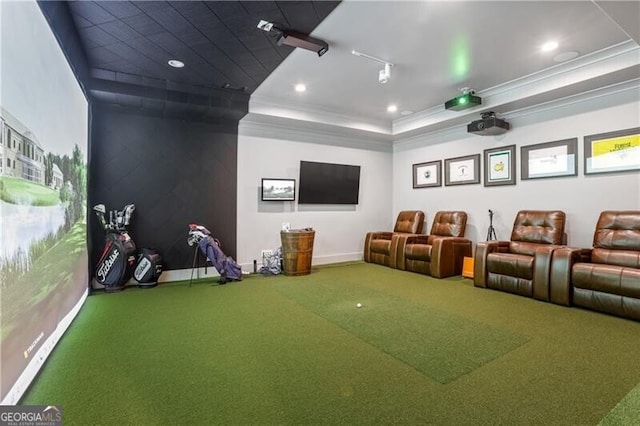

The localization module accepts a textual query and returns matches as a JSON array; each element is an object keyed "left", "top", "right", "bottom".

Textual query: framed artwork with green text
[
  {"left": 584, "top": 128, "right": 640, "bottom": 175},
  {"left": 484, "top": 145, "right": 516, "bottom": 186}
]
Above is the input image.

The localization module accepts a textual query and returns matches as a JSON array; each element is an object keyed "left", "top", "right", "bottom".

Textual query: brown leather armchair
[
  {"left": 364, "top": 210, "right": 425, "bottom": 268},
  {"left": 550, "top": 211, "right": 640, "bottom": 321},
  {"left": 395, "top": 211, "right": 471, "bottom": 278},
  {"left": 474, "top": 210, "right": 566, "bottom": 301}
]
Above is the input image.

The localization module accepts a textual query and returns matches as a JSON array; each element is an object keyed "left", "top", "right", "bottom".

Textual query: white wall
[
  {"left": 236, "top": 131, "right": 393, "bottom": 270},
  {"left": 393, "top": 89, "right": 640, "bottom": 250}
]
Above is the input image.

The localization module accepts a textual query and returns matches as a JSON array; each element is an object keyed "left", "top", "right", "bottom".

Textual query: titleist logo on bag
[
  {"left": 97, "top": 248, "right": 120, "bottom": 282},
  {"left": 134, "top": 258, "right": 151, "bottom": 280}
]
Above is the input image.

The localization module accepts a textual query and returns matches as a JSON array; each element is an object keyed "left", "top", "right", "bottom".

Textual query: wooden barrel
[{"left": 280, "top": 229, "right": 315, "bottom": 276}]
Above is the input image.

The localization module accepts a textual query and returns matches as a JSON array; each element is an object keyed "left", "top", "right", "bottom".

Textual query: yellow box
[{"left": 462, "top": 257, "right": 474, "bottom": 279}]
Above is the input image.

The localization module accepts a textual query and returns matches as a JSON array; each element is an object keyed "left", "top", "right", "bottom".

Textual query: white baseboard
[
  {"left": 91, "top": 254, "right": 364, "bottom": 290},
  {"left": 237, "top": 252, "right": 362, "bottom": 271},
  {"left": 91, "top": 266, "right": 222, "bottom": 290}
]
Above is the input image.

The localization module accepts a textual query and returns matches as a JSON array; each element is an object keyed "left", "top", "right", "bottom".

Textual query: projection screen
[{"left": 1, "top": 0, "right": 89, "bottom": 404}]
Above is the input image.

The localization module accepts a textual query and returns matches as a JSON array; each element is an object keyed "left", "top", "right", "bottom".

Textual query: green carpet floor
[
  {"left": 274, "top": 273, "right": 529, "bottom": 384},
  {"left": 22, "top": 262, "right": 640, "bottom": 425}
]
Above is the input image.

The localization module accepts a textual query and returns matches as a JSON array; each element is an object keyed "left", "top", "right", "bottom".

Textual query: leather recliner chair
[
  {"left": 474, "top": 210, "right": 566, "bottom": 301},
  {"left": 550, "top": 211, "right": 640, "bottom": 321},
  {"left": 364, "top": 210, "right": 425, "bottom": 268},
  {"left": 395, "top": 211, "right": 472, "bottom": 278}
]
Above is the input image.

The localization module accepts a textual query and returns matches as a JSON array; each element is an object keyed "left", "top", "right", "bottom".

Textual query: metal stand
[
  {"left": 486, "top": 209, "right": 497, "bottom": 241},
  {"left": 189, "top": 245, "right": 200, "bottom": 287}
]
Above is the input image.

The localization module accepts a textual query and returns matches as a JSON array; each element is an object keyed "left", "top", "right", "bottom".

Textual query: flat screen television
[{"left": 298, "top": 161, "right": 361, "bottom": 204}]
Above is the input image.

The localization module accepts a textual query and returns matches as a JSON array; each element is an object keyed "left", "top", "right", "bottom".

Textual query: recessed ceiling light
[
  {"left": 553, "top": 51, "right": 579, "bottom": 62},
  {"left": 294, "top": 84, "right": 306, "bottom": 92},
  {"left": 387, "top": 104, "right": 398, "bottom": 113},
  {"left": 168, "top": 59, "right": 184, "bottom": 68},
  {"left": 541, "top": 41, "right": 559, "bottom": 52}
]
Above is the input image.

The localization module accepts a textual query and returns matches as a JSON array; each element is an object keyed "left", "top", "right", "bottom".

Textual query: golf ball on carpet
[{"left": 356, "top": 303, "right": 362, "bottom": 308}]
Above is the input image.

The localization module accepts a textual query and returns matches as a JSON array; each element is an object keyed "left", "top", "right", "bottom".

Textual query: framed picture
[
  {"left": 584, "top": 127, "right": 640, "bottom": 175},
  {"left": 483, "top": 145, "right": 516, "bottom": 186},
  {"left": 412, "top": 160, "right": 442, "bottom": 188},
  {"left": 521, "top": 138, "right": 577, "bottom": 180},
  {"left": 444, "top": 154, "right": 480, "bottom": 186},
  {"left": 261, "top": 178, "right": 296, "bottom": 201}
]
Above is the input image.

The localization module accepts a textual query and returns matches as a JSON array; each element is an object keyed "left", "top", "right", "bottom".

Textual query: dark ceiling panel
[
  {"left": 71, "top": 13, "right": 94, "bottom": 29},
  {"left": 121, "top": 13, "right": 166, "bottom": 36},
  {"left": 278, "top": 1, "right": 320, "bottom": 33},
  {"left": 78, "top": 25, "right": 119, "bottom": 48},
  {"left": 69, "top": 1, "right": 116, "bottom": 25},
  {"left": 142, "top": 6, "right": 197, "bottom": 38},
  {"left": 241, "top": 1, "right": 280, "bottom": 15},
  {"left": 58, "top": 1, "right": 341, "bottom": 121},
  {"left": 169, "top": 1, "right": 213, "bottom": 20},
  {"left": 95, "top": 1, "right": 142, "bottom": 20},
  {"left": 98, "top": 20, "right": 143, "bottom": 42},
  {"left": 204, "top": 2, "right": 250, "bottom": 22},
  {"left": 125, "top": 37, "right": 174, "bottom": 65},
  {"left": 86, "top": 46, "right": 122, "bottom": 66}
]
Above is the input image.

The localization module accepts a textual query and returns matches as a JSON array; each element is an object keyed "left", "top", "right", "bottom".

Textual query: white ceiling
[{"left": 249, "top": 0, "right": 640, "bottom": 138}]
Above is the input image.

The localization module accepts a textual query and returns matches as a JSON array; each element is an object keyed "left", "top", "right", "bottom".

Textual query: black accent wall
[{"left": 89, "top": 105, "right": 239, "bottom": 275}]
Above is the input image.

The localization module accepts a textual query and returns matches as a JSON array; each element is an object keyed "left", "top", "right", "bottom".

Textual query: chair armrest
[
  {"left": 372, "top": 231, "right": 394, "bottom": 240},
  {"left": 430, "top": 237, "right": 472, "bottom": 278},
  {"left": 391, "top": 234, "right": 411, "bottom": 270},
  {"left": 532, "top": 245, "right": 561, "bottom": 302},
  {"left": 404, "top": 234, "right": 431, "bottom": 245},
  {"left": 364, "top": 231, "right": 394, "bottom": 262},
  {"left": 549, "top": 247, "right": 592, "bottom": 306},
  {"left": 473, "top": 241, "right": 510, "bottom": 288}
]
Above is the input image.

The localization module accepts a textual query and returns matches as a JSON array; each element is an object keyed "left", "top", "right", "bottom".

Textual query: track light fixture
[
  {"left": 379, "top": 63, "right": 391, "bottom": 84},
  {"left": 351, "top": 50, "right": 394, "bottom": 84}
]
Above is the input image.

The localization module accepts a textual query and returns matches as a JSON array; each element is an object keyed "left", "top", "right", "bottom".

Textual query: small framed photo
[
  {"left": 521, "top": 138, "right": 577, "bottom": 180},
  {"left": 412, "top": 160, "right": 442, "bottom": 188},
  {"left": 261, "top": 178, "right": 296, "bottom": 201},
  {"left": 584, "top": 127, "right": 640, "bottom": 175},
  {"left": 484, "top": 145, "right": 515, "bottom": 186},
  {"left": 444, "top": 154, "right": 480, "bottom": 186}
]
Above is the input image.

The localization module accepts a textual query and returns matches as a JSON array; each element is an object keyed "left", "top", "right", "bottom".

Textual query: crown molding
[
  {"left": 393, "top": 77, "right": 640, "bottom": 152},
  {"left": 502, "top": 77, "right": 640, "bottom": 121},
  {"left": 393, "top": 41, "right": 640, "bottom": 136},
  {"left": 249, "top": 95, "right": 391, "bottom": 135},
  {"left": 239, "top": 113, "right": 393, "bottom": 152}
]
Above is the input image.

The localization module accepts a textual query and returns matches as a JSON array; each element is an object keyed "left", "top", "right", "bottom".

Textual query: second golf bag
[
  {"left": 188, "top": 224, "right": 242, "bottom": 284},
  {"left": 134, "top": 248, "right": 163, "bottom": 288},
  {"left": 94, "top": 204, "right": 137, "bottom": 291}
]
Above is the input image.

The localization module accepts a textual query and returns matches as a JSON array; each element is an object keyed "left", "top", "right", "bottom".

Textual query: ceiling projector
[
  {"left": 445, "top": 91, "right": 482, "bottom": 111},
  {"left": 258, "top": 20, "right": 328, "bottom": 57},
  {"left": 467, "top": 112, "right": 510, "bottom": 136},
  {"left": 277, "top": 31, "right": 328, "bottom": 57}
]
